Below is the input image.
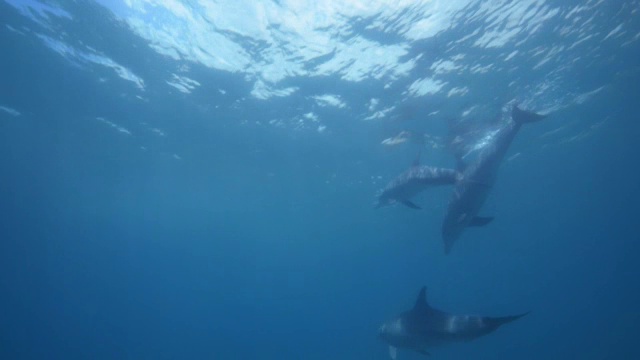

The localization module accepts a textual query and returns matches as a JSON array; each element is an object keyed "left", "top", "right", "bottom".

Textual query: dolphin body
[
  {"left": 375, "top": 106, "right": 545, "bottom": 254},
  {"left": 378, "top": 287, "right": 528, "bottom": 359},
  {"left": 375, "top": 164, "right": 460, "bottom": 209},
  {"left": 441, "top": 106, "right": 546, "bottom": 253}
]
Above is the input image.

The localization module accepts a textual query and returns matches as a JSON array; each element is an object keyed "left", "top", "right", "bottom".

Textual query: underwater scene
[{"left": 1, "top": 0, "right": 639, "bottom": 359}]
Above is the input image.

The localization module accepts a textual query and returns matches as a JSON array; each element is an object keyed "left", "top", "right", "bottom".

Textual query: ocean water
[{"left": 1, "top": 1, "right": 639, "bottom": 359}]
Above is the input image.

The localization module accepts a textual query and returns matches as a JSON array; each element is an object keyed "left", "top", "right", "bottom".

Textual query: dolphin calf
[
  {"left": 378, "top": 287, "right": 528, "bottom": 359},
  {"left": 441, "top": 106, "right": 546, "bottom": 253}
]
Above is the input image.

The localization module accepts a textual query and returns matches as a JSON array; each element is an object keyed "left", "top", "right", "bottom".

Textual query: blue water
[{"left": 1, "top": 1, "right": 639, "bottom": 359}]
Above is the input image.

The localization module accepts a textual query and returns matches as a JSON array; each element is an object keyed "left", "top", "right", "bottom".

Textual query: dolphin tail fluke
[
  {"left": 512, "top": 105, "right": 546, "bottom": 124},
  {"left": 486, "top": 311, "right": 530, "bottom": 329}
]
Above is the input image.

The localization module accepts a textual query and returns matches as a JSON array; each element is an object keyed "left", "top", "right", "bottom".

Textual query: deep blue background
[{"left": 1, "top": 1, "right": 639, "bottom": 359}]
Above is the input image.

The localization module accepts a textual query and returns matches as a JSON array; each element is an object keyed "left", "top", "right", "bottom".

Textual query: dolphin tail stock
[{"left": 485, "top": 311, "right": 530, "bottom": 330}]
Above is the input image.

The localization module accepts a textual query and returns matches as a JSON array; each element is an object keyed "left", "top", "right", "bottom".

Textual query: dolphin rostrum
[
  {"left": 375, "top": 105, "right": 545, "bottom": 254},
  {"left": 378, "top": 286, "right": 528, "bottom": 359}
]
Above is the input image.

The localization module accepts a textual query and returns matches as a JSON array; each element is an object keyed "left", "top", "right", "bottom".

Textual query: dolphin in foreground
[
  {"left": 378, "top": 287, "right": 528, "bottom": 359},
  {"left": 441, "top": 105, "right": 546, "bottom": 253}
]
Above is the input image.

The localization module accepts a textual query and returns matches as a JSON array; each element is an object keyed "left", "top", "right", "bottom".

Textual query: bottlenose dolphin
[
  {"left": 441, "top": 106, "right": 546, "bottom": 253},
  {"left": 375, "top": 164, "right": 459, "bottom": 209},
  {"left": 378, "top": 287, "right": 528, "bottom": 359},
  {"left": 375, "top": 105, "right": 545, "bottom": 253},
  {"left": 375, "top": 149, "right": 459, "bottom": 210}
]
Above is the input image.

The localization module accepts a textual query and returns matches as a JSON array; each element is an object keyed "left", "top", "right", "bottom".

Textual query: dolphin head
[
  {"left": 378, "top": 318, "right": 406, "bottom": 346},
  {"left": 374, "top": 197, "right": 394, "bottom": 209},
  {"left": 374, "top": 190, "right": 395, "bottom": 209}
]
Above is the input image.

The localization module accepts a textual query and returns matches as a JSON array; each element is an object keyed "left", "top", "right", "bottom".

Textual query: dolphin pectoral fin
[
  {"left": 400, "top": 200, "right": 421, "bottom": 210},
  {"left": 469, "top": 216, "right": 494, "bottom": 227},
  {"left": 389, "top": 346, "right": 398, "bottom": 360}
]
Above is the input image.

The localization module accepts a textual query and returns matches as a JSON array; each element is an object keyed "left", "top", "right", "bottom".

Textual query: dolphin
[
  {"left": 441, "top": 105, "right": 546, "bottom": 254},
  {"left": 375, "top": 105, "right": 545, "bottom": 253},
  {"left": 375, "top": 153, "right": 460, "bottom": 210},
  {"left": 378, "top": 287, "right": 528, "bottom": 359}
]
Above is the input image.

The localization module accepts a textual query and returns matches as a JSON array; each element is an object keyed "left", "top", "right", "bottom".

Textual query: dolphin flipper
[
  {"left": 389, "top": 346, "right": 398, "bottom": 360},
  {"left": 400, "top": 200, "right": 422, "bottom": 210},
  {"left": 469, "top": 216, "right": 494, "bottom": 227}
]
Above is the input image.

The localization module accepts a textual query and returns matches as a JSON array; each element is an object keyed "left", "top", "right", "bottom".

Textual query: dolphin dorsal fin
[{"left": 413, "top": 286, "right": 430, "bottom": 312}]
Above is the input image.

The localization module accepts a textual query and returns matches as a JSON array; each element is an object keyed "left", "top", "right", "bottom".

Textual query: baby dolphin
[{"left": 378, "top": 286, "right": 528, "bottom": 359}]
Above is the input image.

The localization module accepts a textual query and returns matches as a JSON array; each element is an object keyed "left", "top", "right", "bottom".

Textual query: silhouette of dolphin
[
  {"left": 441, "top": 106, "right": 546, "bottom": 253},
  {"left": 375, "top": 105, "right": 546, "bottom": 254},
  {"left": 378, "top": 286, "right": 528, "bottom": 359},
  {"left": 375, "top": 163, "right": 459, "bottom": 210}
]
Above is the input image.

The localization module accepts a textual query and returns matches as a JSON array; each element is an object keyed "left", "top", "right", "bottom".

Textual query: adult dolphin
[
  {"left": 375, "top": 105, "right": 545, "bottom": 254},
  {"left": 378, "top": 286, "right": 528, "bottom": 359},
  {"left": 442, "top": 105, "right": 546, "bottom": 254},
  {"left": 375, "top": 160, "right": 460, "bottom": 210}
]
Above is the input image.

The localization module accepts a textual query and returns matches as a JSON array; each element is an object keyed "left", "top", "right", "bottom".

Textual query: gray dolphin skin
[
  {"left": 441, "top": 106, "right": 546, "bottom": 254},
  {"left": 378, "top": 287, "right": 528, "bottom": 359},
  {"left": 375, "top": 165, "right": 460, "bottom": 210}
]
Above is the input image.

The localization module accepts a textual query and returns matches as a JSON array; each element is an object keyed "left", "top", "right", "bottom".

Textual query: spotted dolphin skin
[
  {"left": 378, "top": 287, "right": 528, "bottom": 359},
  {"left": 441, "top": 105, "right": 546, "bottom": 254}
]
